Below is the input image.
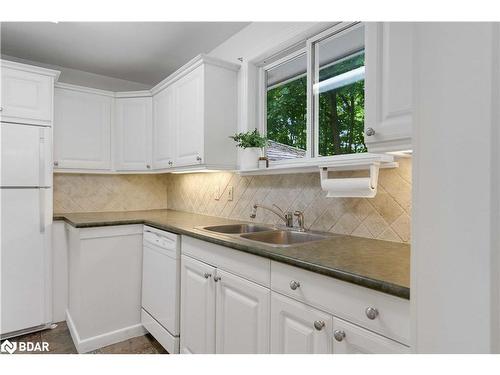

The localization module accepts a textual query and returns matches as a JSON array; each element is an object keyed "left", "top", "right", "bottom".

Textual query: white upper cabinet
[
  {"left": 152, "top": 86, "right": 175, "bottom": 169},
  {"left": 114, "top": 95, "right": 153, "bottom": 171},
  {"left": 173, "top": 65, "right": 204, "bottom": 167},
  {"left": 54, "top": 84, "right": 112, "bottom": 170},
  {"left": 0, "top": 60, "right": 60, "bottom": 126},
  {"left": 152, "top": 55, "right": 239, "bottom": 171},
  {"left": 365, "top": 22, "right": 414, "bottom": 153}
]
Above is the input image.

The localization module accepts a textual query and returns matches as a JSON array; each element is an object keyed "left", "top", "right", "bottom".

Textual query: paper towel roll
[{"left": 319, "top": 164, "right": 379, "bottom": 198}]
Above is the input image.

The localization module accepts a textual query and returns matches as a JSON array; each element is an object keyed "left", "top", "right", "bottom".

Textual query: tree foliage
[{"left": 266, "top": 52, "right": 367, "bottom": 158}]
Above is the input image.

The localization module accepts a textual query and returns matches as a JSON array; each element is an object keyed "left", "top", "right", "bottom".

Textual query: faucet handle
[{"left": 294, "top": 211, "right": 305, "bottom": 231}]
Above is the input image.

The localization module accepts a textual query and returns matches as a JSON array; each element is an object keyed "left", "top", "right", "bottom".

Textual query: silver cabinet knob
[
  {"left": 168, "top": 161, "right": 173, "bottom": 166},
  {"left": 213, "top": 275, "right": 221, "bottom": 282},
  {"left": 196, "top": 155, "right": 202, "bottom": 162},
  {"left": 365, "top": 127, "right": 376, "bottom": 136},
  {"left": 203, "top": 273, "right": 212, "bottom": 279},
  {"left": 365, "top": 307, "right": 379, "bottom": 320},
  {"left": 289, "top": 280, "right": 301, "bottom": 290},
  {"left": 146, "top": 164, "right": 151, "bottom": 169},
  {"left": 313, "top": 320, "right": 325, "bottom": 331},
  {"left": 53, "top": 161, "right": 59, "bottom": 167},
  {"left": 0, "top": 106, "right": 3, "bottom": 112},
  {"left": 333, "top": 330, "right": 346, "bottom": 342}
]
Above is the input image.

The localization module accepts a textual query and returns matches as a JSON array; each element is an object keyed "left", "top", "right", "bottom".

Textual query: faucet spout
[{"left": 250, "top": 203, "right": 294, "bottom": 227}]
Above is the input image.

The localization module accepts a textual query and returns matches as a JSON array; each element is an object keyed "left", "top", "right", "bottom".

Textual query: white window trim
[{"left": 256, "top": 21, "right": 365, "bottom": 169}]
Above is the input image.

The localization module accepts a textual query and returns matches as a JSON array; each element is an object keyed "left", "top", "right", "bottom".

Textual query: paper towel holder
[{"left": 319, "top": 162, "right": 380, "bottom": 198}]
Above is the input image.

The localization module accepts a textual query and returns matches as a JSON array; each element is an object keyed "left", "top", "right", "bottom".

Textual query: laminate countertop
[{"left": 54, "top": 209, "right": 410, "bottom": 299}]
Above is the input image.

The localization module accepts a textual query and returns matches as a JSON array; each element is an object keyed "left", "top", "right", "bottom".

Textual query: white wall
[
  {"left": 411, "top": 23, "right": 498, "bottom": 353},
  {"left": 1, "top": 54, "right": 150, "bottom": 91}
]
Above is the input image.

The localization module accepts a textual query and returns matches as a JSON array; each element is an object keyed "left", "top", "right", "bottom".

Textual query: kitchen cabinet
[
  {"left": 215, "top": 269, "right": 270, "bottom": 354},
  {"left": 151, "top": 54, "right": 239, "bottom": 171},
  {"left": 114, "top": 95, "right": 153, "bottom": 171},
  {"left": 54, "top": 84, "right": 112, "bottom": 170},
  {"left": 180, "top": 255, "right": 216, "bottom": 354},
  {"left": 270, "top": 292, "right": 333, "bottom": 354},
  {"left": 332, "top": 317, "right": 410, "bottom": 354},
  {"left": 0, "top": 60, "right": 60, "bottom": 126},
  {"left": 365, "top": 22, "right": 413, "bottom": 153},
  {"left": 179, "top": 252, "right": 270, "bottom": 354},
  {"left": 152, "top": 86, "right": 175, "bottom": 169}
]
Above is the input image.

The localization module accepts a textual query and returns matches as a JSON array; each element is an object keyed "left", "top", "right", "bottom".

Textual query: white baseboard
[{"left": 66, "top": 310, "right": 147, "bottom": 353}]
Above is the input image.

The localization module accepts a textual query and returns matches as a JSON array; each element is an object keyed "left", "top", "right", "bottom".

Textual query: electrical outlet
[
  {"left": 214, "top": 186, "right": 220, "bottom": 201},
  {"left": 227, "top": 186, "right": 234, "bottom": 201}
]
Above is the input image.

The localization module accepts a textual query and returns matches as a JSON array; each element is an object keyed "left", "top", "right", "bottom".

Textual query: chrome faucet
[{"left": 250, "top": 203, "right": 294, "bottom": 228}]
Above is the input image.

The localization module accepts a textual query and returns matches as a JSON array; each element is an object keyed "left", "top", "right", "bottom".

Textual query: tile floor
[{"left": 1, "top": 321, "right": 168, "bottom": 354}]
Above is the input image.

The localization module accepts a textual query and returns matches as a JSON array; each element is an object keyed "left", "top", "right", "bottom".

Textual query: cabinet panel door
[
  {"left": 173, "top": 66, "right": 204, "bottom": 167},
  {"left": 1, "top": 67, "right": 52, "bottom": 125},
  {"left": 215, "top": 269, "right": 270, "bottom": 354},
  {"left": 152, "top": 87, "right": 175, "bottom": 169},
  {"left": 332, "top": 317, "right": 410, "bottom": 354},
  {"left": 270, "top": 292, "right": 332, "bottom": 354},
  {"left": 114, "top": 97, "right": 152, "bottom": 171},
  {"left": 180, "top": 255, "right": 216, "bottom": 354},
  {"left": 54, "top": 88, "right": 112, "bottom": 170},
  {"left": 365, "top": 22, "right": 413, "bottom": 152}
]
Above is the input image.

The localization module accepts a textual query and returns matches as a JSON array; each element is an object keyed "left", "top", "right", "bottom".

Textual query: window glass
[
  {"left": 265, "top": 53, "right": 307, "bottom": 161},
  {"left": 314, "top": 25, "right": 367, "bottom": 156}
]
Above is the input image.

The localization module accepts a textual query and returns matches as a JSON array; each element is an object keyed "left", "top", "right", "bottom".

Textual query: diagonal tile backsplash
[{"left": 167, "top": 157, "right": 412, "bottom": 243}]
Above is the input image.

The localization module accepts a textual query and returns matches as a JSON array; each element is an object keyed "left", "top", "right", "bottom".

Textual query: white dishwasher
[{"left": 141, "top": 226, "right": 180, "bottom": 354}]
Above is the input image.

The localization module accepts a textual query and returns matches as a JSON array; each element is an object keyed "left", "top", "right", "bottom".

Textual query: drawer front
[
  {"left": 332, "top": 317, "right": 410, "bottom": 354},
  {"left": 181, "top": 236, "right": 270, "bottom": 287},
  {"left": 270, "top": 261, "right": 410, "bottom": 345}
]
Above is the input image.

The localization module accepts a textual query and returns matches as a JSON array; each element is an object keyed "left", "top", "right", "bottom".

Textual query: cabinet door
[
  {"left": 0, "top": 67, "right": 52, "bottom": 125},
  {"left": 114, "top": 97, "right": 153, "bottom": 171},
  {"left": 54, "top": 88, "right": 112, "bottom": 170},
  {"left": 270, "top": 292, "right": 333, "bottom": 354},
  {"left": 152, "top": 87, "right": 175, "bottom": 169},
  {"left": 215, "top": 269, "right": 270, "bottom": 354},
  {"left": 173, "top": 66, "right": 204, "bottom": 167},
  {"left": 365, "top": 22, "right": 413, "bottom": 153},
  {"left": 332, "top": 317, "right": 410, "bottom": 354},
  {"left": 180, "top": 255, "right": 216, "bottom": 354}
]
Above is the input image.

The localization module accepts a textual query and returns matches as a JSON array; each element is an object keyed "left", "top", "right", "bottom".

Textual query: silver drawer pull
[
  {"left": 365, "top": 307, "right": 379, "bottom": 320},
  {"left": 214, "top": 276, "right": 221, "bottom": 282},
  {"left": 289, "top": 280, "right": 300, "bottom": 290},
  {"left": 204, "top": 273, "right": 212, "bottom": 279},
  {"left": 333, "top": 330, "right": 346, "bottom": 342},
  {"left": 313, "top": 320, "right": 325, "bottom": 331}
]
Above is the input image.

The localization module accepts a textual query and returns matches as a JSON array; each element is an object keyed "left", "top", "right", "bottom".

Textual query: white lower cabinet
[
  {"left": 180, "top": 255, "right": 216, "bottom": 354},
  {"left": 332, "top": 318, "right": 410, "bottom": 354},
  {"left": 179, "top": 254, "right": 270, "bottom": 354},
  {"left": 215, "top": 269, "right": 270, "bottom": 354},
  {"left": 271, "top": 292, "right": 332, "bottom": 354}
]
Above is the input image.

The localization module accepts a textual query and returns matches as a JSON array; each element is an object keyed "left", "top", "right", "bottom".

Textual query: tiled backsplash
[
  {"left": 53, "top": 158, "right": 411, "bottom": 243},
  {"left": 167, "top": 157, "right": 412, "bottom": 243},
  {"left": 53, "top": 174, "right": 169, "bottom": 213}
]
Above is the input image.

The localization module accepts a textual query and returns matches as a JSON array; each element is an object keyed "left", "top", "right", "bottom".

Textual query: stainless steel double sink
[{"left": 199, "top": 223, "right": 330, "bottom": 247}]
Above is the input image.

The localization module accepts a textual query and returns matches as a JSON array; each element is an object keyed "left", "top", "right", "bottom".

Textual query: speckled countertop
[{"left": 54, "top": 209, "right": 410, "bottom": 299}]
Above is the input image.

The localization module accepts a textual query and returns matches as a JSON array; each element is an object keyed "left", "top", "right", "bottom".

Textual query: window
[{"left": 261, "top": 23, "right": 366, "bottom": 163}]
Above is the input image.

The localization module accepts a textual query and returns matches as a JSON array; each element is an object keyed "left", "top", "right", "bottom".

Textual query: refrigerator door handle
[
  {"left": 39, "top": 189, "right": 45, "bottom": 233},
  {"left": 39, "top": 128, "right": 46, "bottom": 188}
]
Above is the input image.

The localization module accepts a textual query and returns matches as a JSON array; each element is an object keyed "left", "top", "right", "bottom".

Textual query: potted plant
[{"left": 229, "top": 129, "right": 267, "bottom": 169}]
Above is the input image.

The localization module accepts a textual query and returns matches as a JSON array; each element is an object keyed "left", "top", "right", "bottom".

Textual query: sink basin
[
  {"left": 240, "top": 230, "right": 329, "bottom": 247},
  {"left": 201, "top": 223, "right": 274, "bottom": 235}
]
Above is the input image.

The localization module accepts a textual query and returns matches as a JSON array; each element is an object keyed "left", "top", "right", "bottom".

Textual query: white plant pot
[{"left": 240, "top": 147, "right": 262, "bottom": 170}]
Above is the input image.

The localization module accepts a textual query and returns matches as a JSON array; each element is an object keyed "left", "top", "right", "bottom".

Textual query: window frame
[{"left": 258, "top": 21, "right": 364, "bottom": 167}]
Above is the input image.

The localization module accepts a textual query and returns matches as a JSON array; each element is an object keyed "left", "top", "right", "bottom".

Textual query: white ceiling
[{"left": 0, "top": 22, "right": 249, "bottom": 86}]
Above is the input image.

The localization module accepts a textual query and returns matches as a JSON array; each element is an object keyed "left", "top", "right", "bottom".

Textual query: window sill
[{"left": 237, "top": 153, "right": 396, "bottom": 176}]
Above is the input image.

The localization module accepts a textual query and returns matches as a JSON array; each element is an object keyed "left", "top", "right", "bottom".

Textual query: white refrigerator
[{"left": 1, "top": 121, "right": 53, "bottom": 338}]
